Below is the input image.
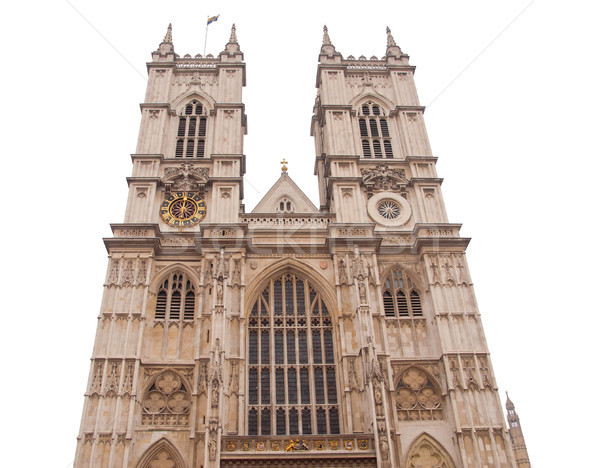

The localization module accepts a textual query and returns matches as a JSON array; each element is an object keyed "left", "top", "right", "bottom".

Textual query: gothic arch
[
  {"left": 244, "top": 258, "right": 338, "bottom": 320},
  {"left": 380, "top": 263, "right": 426, "bottom": 292},
  {"left": 350, "top": 92, "right": 395, "bottom": 114},
  {"left": 136, "top": 437, "right": 186, "bottom": 468},
  {"left": 404, "top": 433, "right": 456, "bottom": 468},
  {"left": 149, "top": 264, "right": 201, "bottom": 295},
  {"left": 171, "top": 90, "right": 215, "bottom": 114},
  {"left": 394, "top": 366, "right": 443, "bottom": 421},
  {"left": 140, "top": 369, "right": 193, "bottom": 427}
]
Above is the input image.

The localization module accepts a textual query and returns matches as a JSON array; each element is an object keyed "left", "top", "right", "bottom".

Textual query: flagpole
[{"left": 203, "top": 17, "right": 209, "bottom": 56}]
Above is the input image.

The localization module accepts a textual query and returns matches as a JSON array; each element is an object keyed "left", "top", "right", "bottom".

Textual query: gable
[{"left": 251, "top": 173, "right": 319, "bottom": 214}]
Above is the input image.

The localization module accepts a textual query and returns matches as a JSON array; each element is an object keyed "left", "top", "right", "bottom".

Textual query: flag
[{"left": 207, "top": 15, "right": 219, "bottom": 25}]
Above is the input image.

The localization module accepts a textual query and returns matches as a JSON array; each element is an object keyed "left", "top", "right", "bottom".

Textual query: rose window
[
  {"left": 377, "top": 200, "right": 401, "bottom": 219},
  {"left": 395, "top": 367, "right": 442, "bottom": 421},
  {"left": 142, "top": 371, "right": 191, "bottom": 426}
]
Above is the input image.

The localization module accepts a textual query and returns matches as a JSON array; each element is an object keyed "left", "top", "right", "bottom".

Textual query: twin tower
[{"left": 75, "top": 24, "right": 521, "bottom": 468}]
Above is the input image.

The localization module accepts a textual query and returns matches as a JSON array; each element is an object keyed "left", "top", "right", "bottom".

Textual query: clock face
[{"left": 160, "top": 191, "right": 207, "bottom": 227}]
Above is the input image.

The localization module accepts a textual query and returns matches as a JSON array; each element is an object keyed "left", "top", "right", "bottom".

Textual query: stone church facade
[{"left": 74, "top": 24, "right": 518, "bottom": 468}]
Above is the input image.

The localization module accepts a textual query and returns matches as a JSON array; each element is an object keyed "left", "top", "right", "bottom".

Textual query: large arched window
[
  {"left": 382, "top": 267, "right": 423, "bottom": 318},
  {"left": 155, "top": 272, "right": 196, "bottom": 323},
  {"left": 358, "top": 101, "right": 394, "bottom": 159},
  {"left": 247, "top": 273, "right": 340, "bottom": 436},
  {"left": 175, "top": 100, "right": 207, "bottom": 158}
]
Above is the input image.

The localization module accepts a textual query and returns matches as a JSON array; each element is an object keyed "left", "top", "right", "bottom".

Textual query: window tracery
[
  {"left": 382, "top": 267, "right": 423, "bottom": 318},
  {"left": 358, "top": 101, "right": 394, "bottom": 159},
  {"left": 155, "top": 272, "right": 196, "bottom": 323},
  {"left": 247, "top": 273, "right": 340, "bottom": 436},
  {"left": 141, "top": 371, "right": 191, "bottom": 426},
  {"left": 395, "top": 367, "right": 442, "bottom": 421},
  {"left": 175, "top": 100, "right": 207, "bottom": 158},
  {"left": 276, "top": 197, "right": 295, "bottom": 213}
]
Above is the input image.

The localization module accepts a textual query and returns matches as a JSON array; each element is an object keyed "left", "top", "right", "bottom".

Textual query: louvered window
[
  {"left": 382, "top": 267, "right": 423, "bottom": 318},
  {"left": 248, "top": 273, "right": 340, "bottom": 435},
  {"left": 175, "top": 100, "right": 207, "bottom": 158},
  {"left": 358, "top": 102, "right": 394, "bottom": 159},
  {"left": 154, "top": 272, "right": 196, "bottom": 322}
]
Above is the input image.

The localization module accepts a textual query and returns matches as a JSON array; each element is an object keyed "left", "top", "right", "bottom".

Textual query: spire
[
  {"left": 221, "top": 23, "right": 243, "bottom": 58},
  {"left": 153, "top": 23, "right": 175, "bottom": 58},
  {"left": 505, "top": 391, "right": 515, "bottom": 410},
  {"left": 322, "top": 25, "right": 332, "bottom": 45},
  {"left": 319, "top": 25, "right": 340, "bottom": 60},
  {"left": 163, "top": 23, "right": 173, "bottom": 43},
  {"left": 229, "top": 23, "right": 238, "bottom": 44},
  {"left": 386, "top": 26, "right": 396, "bottom": 47},
  {"left": 384, "top": 26, "right": 403, "bottom": 58}
]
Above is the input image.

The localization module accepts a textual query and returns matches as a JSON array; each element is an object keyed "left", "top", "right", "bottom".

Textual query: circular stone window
[{"left": 367, "top": 192, "right": 412, "bottom": 227}]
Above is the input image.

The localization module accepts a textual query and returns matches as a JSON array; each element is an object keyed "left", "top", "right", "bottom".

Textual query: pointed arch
[
  {"left": 245, "top": 262, "right": 341, "bottom": 436},
  {"left": 136, "top": 437, "right": 187, "bottom": 468},
  {"left": 380, "top": 265, "right": 424, "bottom": 318},
  {"left": 394, "top": 366, "right": 443, "bottom": 422},
  {"left": 405, "top": 433, "right": 456, "bottom": 468},
  {"left": 149, "top": 263, "right": 200, "bottom": 294},
  {"left": 171, "top": 90, "right": 215, "bottom": 114},
  {"left": 244, "top": 258, "right": 338, "bottom": 320},
  {"left": 349, "top": 92, "right": 395, "bottom": 113},
  {"left": 140, "top": 369, "right": 193, "bottom": 427}
]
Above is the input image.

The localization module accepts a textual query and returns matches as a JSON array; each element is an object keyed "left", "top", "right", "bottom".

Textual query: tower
[
  {"left": 75, "top": 24, "right": 519, "bottom": 468},
  {"left": 505, "top": 394, "right": 531, "bottom": 468}
]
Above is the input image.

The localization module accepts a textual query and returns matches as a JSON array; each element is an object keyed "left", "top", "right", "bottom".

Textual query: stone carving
[
  {"left": 106, "top": 259, "right": 120, "bottom": 286},
  {"left": 208, "top": 436, "right": 217, "bottom": 461},
  {"left": 441, "top": 257, "right": 456, "bottom": 285},
  {"left": 347, "top": 357, "right": 361, "bottom": 392},
  {"left": 286, "top": 439, "right": 309, "bottom": 452},
  {"left": 244, "top": 217, "right": 330, "bottom": 229},
  {"left": 478, "top": 356, "right": 493, "bottom": 389},
  {"left": 90, "top": 361, "right": 103, "bottom": 394},
  {"left": 210, "top": 339, "right": 224, "bottom": 408},
  {"left": 204, "top": 259, "right": 213, "bottom": 284},
  {"left": 198, "top": 362, "right": 208, "bottom": 395},
  {"left": 160, "top": 237, "right": 195, "bottom": 247},
  {"left": 211, "top": 228, "right": 237, "bottom": 238},
  {"left": 162, "top": 163, "right": 209, "bottom": 193},
  {"left": 213, "top": 249, "right": 229, "bottom": 281},
  {"left": 135, "top": 259, "right": 147, "bottom": 286},
  {"left": 231, "top": 260, "right": 241, "bottom": 286},
  {"left": 358, "top": 280, "right": 367, "bottom": 303},
  {"left": 350, "top": 245, "right": 368, "bottom": 281},
  {"left": 121, "top": 361, "right": 134, "bottom": 394},
  {"left": 463, "top": 358, "right": 479, "bottom": 389},
  {"left": 141, "top": 371, "right": 191, "bottom": 426},
  {"left": 338, "top": 257, "right": 349, "bottom": 285},
  {"left": 395, "top": 367, "right": 443, "bottom": 422},
  {"left": 104, "top": 361, "right": 120, "bottom": 396},
  {"left": 228, "top": 361, "right": 239, "bottom": 395},
  {"left": 381, "top": 236, "right": 412, "bottom": 245},
  {"left": 338, "top": 228, "right": 368, "bottom": 237},
  {"left": 361, "top": 165, "right": 408, "bottom": 198},
  {"left": 120, "top": 260, "right": 135, "bottom": 287},
  {"left": 449, "top": 357, "right": 461, "bottom": 388}
]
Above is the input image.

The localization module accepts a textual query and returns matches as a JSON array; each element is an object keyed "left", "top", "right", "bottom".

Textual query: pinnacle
[
  {"left": 163, "top": 23, "right": 173, "bottom": 43},
  {"left": 229, "top": 24, "right": 238, "bottom": 44},
  {"left": 322, "top": 25, "right": 332, "bottom": 45},
  {"left": 386, "top": 26, "right": 396, "bottom": 47}
]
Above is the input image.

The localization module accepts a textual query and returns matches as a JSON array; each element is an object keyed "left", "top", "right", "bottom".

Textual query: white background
[{"left": 1, "top": 1, "right": 599, "bottom": 466}]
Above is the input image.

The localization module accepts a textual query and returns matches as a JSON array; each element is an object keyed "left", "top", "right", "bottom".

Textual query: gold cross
[{"left": 280, "top": 158, "right": 288, "bottom": 173}]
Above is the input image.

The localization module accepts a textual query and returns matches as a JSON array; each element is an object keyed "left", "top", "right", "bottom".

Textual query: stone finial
[
  {"left": 385, "top": 26, "right": 403, "bottom": 57},
  {"left": 229, "top": 23, "right": 238, "bottom": 43},
  {"left": 386, "top": 26, "right": 396, "bottom": 47},
  {"left": 163, "top": 23, "right": 173, "bottom": 43},
  {"left": 281, "top": 158, "right": 288, "bottom": 173},
  {"left": 322, "top": 25, "right": 332, "bottom": 45}
]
